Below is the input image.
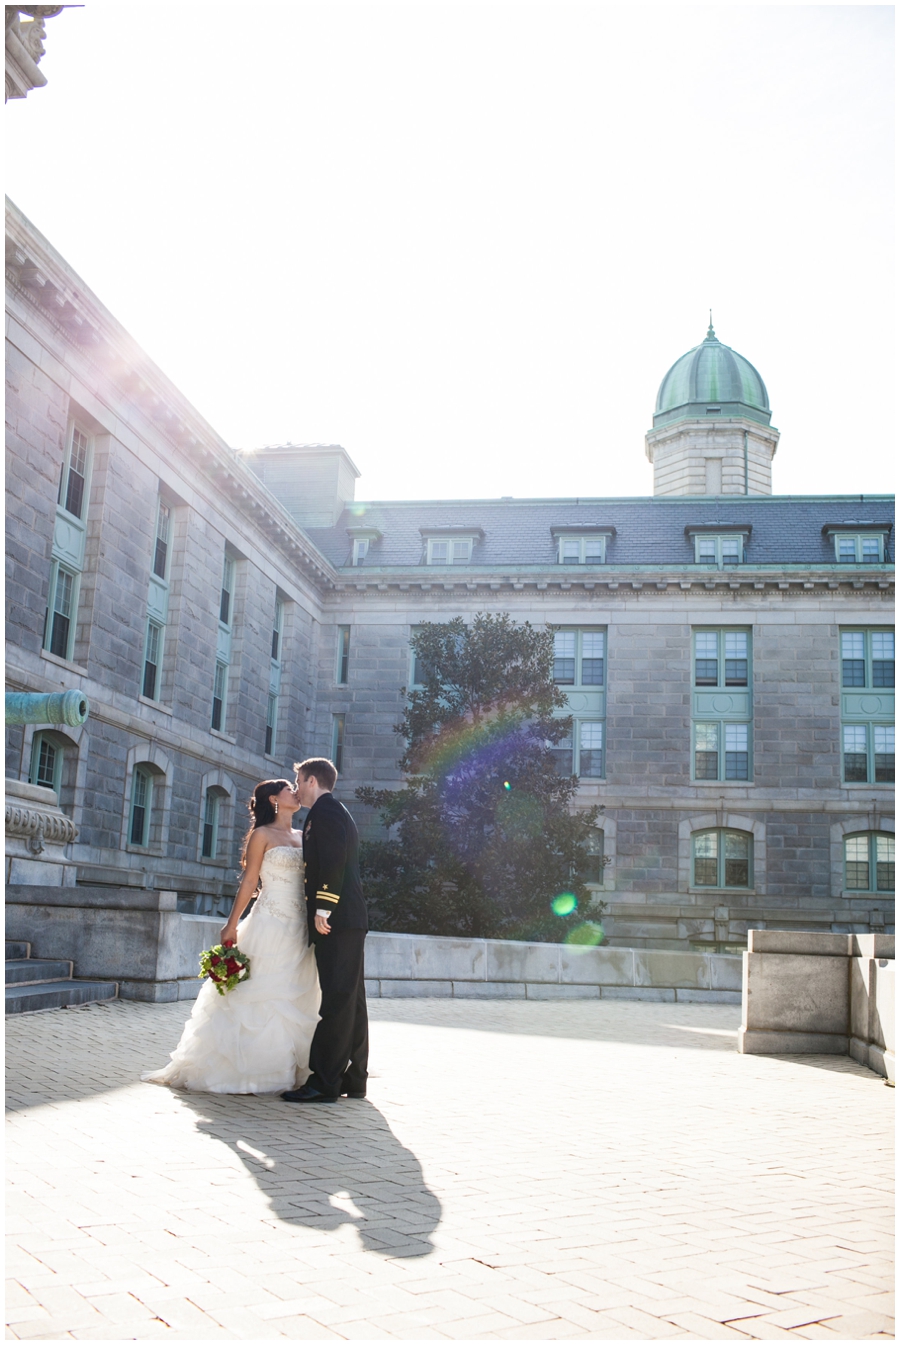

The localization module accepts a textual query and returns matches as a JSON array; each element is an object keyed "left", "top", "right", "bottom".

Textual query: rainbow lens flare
[
  {"left": 564, "top": 921, "right": 604, "bottom": 949},
  {"left": 503, "top": 781, "right": 512, "bottom": 791},
  {"left": 551, "top": 892, "right": 577, "bottom": 917}
]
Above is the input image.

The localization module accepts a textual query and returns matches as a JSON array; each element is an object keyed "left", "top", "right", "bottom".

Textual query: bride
[{"left": 143, "top": 780, "right": 320, "bottom": 1093}]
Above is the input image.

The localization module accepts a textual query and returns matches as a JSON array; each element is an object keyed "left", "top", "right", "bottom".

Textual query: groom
[{"left": 282, "top": 758, "right": 369, "bottom": 1104}]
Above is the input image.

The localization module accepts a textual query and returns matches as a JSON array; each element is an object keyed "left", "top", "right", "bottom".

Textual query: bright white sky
[{"left": 6, "top": 3, "right": 894, "bottom": 502}]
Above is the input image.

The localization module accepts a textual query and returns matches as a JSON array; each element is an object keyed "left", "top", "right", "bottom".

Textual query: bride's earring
[{"left": 273, "top": 801, "right": 279, "bottom": 816}]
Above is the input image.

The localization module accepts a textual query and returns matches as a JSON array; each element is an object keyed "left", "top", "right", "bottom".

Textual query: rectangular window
[
  {"left": 265, "top": 693, "right": 277, "bottom": 756},
  {"left": 201, "top": 791, "right": 220, "bottom": 859},
  {"left": 337, "top": 626, "right": 350, "bottom": 684},
  {"left": 842, "top": 629, "right": 895, "bottom": 689},
  {"left": 219, "top": 555, "right": 235, "bottom": 627},
  {"left": 694, "top": 534, "right": 744, "bottom": 567},
  {"left": 842, "top": 723, "right": 894, "bottom": 784},
  {"left": 556, "top": 535, "right": 608, "bottom": 564},
  {"left": 694, "top": 722, "right": 719, "bottom": 779},
  {"left": 212, "top": 661, "right": 228, "bottom": 732},
  {"left": 426, "top": 537, "right": 473, "bottom": 564},
  {"left": 694, "top": 721, "right": 750, "bottom": 781},
  {"left": 579, "top": 721, "right": 604, "bottom": 777},
  {"left": 833, "top": 533, "right": 886, "bottom": 563},
  {"left": 577, "top": 830, "right": 605, "bottom": 885},
  {"left": 153, "top": 500, "right": 171, "bottom": 580},
  {"left": 553, "top": 631, "right": 605, "bottom": 687},
  {"left": 874, "top": 726, "right": 895, "bottom": 782},
  {"left": 29, "top": 734, "right": 61, "bottom": 793},
  {"left": 45, "top": 563, "right": 76, "bottom": 661},
  {"left": 331, "top": 713, "right": 345, "bottom": 773},
  {"left": 59, "top": 424, "right": 90, "bottom": 521},
  {"left": 694, "top": 630, "right": 749, "bottom": 688},
  {"left": 352, "top": 538, "right": 369, "bottom": 566},
  {"left": 129, "top": 769, "right": 151, "bottom": 846},
  {"left": 142, "top": 620, "right": 162, "bottom": 700},
  {"left": 271, "top": 600, "right": 284, "bottom": 661}
]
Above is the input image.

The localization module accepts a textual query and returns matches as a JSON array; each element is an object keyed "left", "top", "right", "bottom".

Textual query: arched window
[
  {"left": 129, "top": 767, "right": 152, "bottom": 847},
  {"left": 844, "top": 833, "right": 894, "bottom": 893},
  {"left": 201, "top": 787, "right": 227, "bottom": 860},
  {"left": 692, "top": 829, "right": 752, "bottom": 889},
  {"left": 29, "top": 732, "right": 63, "bottom": 794}
]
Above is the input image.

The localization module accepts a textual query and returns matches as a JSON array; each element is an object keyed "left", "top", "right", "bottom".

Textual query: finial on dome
[{"left": 706, "top": 309, "right": 716, "bottom": 341}]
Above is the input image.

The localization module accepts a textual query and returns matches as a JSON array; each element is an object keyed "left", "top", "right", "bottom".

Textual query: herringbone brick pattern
[{"left": 6, "top": 998, "right": 894, "bottom": 1340}]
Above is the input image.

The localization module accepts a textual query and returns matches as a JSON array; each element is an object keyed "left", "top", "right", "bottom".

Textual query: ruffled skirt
[{"left": 142, "top": 902, "right": 320, "bottom": 1094}]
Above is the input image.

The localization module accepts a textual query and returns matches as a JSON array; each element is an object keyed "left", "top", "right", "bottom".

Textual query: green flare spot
[
  {"left": 503, "top": 781, "right": 512, "bottom": 791},
  {"left": 565, "top": 921, "right": 604, "bottom": 950},
  {"left": 551, "top": 892, "right": 577, "bottom": 917}
]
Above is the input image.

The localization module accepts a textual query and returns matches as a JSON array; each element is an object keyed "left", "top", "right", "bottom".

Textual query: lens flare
[
  {"left": 551, "top": 892, "right": 577, "bottom": 917},
  {"left": 503, "top": 781, "right": 512, "bottom": 791},
  {"left": 565, "top": 921, "right": 605, "bottom": 950}
]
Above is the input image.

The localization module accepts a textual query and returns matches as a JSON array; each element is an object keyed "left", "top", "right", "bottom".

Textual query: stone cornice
[{"left": 326, "top": 568, "right": 893, "bottom": 599}]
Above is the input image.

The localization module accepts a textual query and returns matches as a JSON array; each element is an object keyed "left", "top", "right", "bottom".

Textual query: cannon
[{"left": 5, "top": 690, "right": 89, "bottom": 727}]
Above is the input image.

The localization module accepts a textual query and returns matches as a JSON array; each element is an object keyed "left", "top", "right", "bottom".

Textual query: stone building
[{"left": 5, "top": 197, "right": 895, "bottom": 950}]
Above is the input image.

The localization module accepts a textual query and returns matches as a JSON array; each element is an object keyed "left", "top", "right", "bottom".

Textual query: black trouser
[{"left": 308, "top": 928, "right": 368, "bottom": 1097}]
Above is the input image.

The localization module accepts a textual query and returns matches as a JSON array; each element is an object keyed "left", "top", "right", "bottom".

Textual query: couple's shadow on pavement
[{"left": 180, "top": 1092, "right": 441, "bottom": 1258}]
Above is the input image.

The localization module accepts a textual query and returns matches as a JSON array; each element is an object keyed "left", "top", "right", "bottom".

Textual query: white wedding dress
[{"left": 143, "top": 846, "right": 320, "bottom": 1094}]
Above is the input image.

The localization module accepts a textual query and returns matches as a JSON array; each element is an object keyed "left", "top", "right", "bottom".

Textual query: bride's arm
[{"left": 220, "top": 830, "right": 267, "bottom": 944}]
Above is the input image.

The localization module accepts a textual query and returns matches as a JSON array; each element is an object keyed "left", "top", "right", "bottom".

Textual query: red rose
[
  {"left": 210, "top": 955, "right": 221, "bottom": 965},
  {"left": 226, "top": 959, "right": 239, "bottom": 975}
]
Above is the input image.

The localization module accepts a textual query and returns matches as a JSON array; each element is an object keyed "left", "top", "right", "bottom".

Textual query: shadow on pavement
[{"left": 180, "top": 1091, "right": 442, "bottom": 1258}]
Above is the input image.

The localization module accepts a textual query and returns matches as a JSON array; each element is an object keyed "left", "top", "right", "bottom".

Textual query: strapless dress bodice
[{"left": 254, "top": 845, "right": 305, "bottom": 921}]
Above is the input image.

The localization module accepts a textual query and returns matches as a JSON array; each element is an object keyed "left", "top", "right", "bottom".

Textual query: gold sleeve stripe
[{"left": 316, "top": 891, "right": 339, "bottom": 904}]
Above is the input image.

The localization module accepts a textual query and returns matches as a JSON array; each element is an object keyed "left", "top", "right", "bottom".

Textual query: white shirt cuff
[{"left": 316, "top": 909, "right": 331, "bottom": 918}]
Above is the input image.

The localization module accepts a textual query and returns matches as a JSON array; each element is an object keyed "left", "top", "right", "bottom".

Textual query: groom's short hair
[{"left": 294, "top": 757, "right": 338, "bottom": 791}]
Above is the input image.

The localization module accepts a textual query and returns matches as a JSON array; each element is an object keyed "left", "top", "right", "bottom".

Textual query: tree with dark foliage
[{"left": 357, "top": 614, "right": 605, "bottom": 941}]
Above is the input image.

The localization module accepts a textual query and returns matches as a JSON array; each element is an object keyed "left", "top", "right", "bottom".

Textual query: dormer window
[
  {"left": 823, "top": 524, "right": 890, "bottom": 564},
  {"left": 685, "top": 524, "right": 751, "bottom": 567},
  {"left": 551, "top": 527, "right": 614, "bottom": 564},
  {"left": 695, "top": 534, "right": 743, "bottom": 566},
  {"left": 419, "top": 526, "right": 483, "bottom": 566},
  {"left": 346, "top": 525, "right": 383, "bottom": 567},
  {"left": 428, "top": 537, "right": 472, "bottom": 565},
  {"left": 558, "top": 536, "right": 607, "bottom": 565},
  {"left": 834, "top": 534, "right": 885, "bottom": 564}
]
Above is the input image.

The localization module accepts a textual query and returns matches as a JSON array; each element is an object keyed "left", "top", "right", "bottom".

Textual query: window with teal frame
[
  {"left": 840, "top": 628, "right": 894, "bottom": 784},
  {"left": 550, "top": 628, "right": 606, "bottom": 779},
  {"left": 29, "top": 732, "right": 63, "bottom": 794},
  {"left": 692, "top": 829, "right": 753, "bottom": 889},
  {"left": 692, "top": 629, "right": 751, "bottom": 781},
  {"left": 844, "top": 832, "right": 894, "bottom": 892}
]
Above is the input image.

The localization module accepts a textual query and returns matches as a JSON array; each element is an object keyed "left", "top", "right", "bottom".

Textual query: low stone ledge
[{"left": 740, "top": 928, "right": 895, "bottom": 1079}]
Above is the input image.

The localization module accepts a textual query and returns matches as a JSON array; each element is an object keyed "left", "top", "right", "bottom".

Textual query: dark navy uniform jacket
[{"left": 302, "top": 793, "right": 368, "bottom": 944}]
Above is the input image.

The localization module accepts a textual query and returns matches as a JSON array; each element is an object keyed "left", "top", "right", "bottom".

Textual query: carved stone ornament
[
  {"left": 5, "top": 799, "right": 77, "bottom": 850},
  {"left": 6, "top": 6, "right": 65, "bottom": 103}
]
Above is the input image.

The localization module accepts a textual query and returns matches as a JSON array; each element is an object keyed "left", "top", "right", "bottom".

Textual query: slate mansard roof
[{"left": 307, "top": 495, "right": 894, "bottom": 573}]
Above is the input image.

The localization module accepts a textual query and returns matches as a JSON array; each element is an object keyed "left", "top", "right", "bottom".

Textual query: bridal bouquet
[{"left": 199, "top": 942, "right": 251, "bottom": 995}]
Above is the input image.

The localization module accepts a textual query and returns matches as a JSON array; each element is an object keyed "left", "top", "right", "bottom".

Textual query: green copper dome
[{"left": 653, "top": 322, "right": 771, "bottom": 428}]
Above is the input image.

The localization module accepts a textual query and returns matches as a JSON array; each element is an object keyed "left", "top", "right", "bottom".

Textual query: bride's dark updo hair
[{"left": 240, "top": 779, "right": 292, "bottom": 868}]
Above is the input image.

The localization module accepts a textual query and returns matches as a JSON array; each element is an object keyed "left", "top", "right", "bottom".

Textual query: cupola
[{"left": 645, "top": 320, "right": 779, "bottom": 497}]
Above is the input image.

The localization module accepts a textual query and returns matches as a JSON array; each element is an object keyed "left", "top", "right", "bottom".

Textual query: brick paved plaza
[{"left": 6, "top": 998, "right": 894, "bottom": 1341}]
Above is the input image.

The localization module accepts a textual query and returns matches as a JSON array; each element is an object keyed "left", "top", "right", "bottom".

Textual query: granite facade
[{"left": 5, "top": 199, "right": 895, "bottom": 945}]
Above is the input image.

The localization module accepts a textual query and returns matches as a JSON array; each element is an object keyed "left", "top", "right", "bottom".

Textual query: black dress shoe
[
  {"left": 281, "top": 1084, "right": 338, "bottom": 1103},
  {"left": 341, "top": 1090, "right": 366, "bottom": 1099}
]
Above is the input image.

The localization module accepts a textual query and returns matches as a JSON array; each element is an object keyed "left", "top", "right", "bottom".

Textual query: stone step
[
  {"left": 5, "top": 958, "right": 74, "bottom": 986},
  {"left": 5, "top": 941, "right": 31, "bottom": 960},
  {"left": 5, "top": 980, "right": 119, "bottom": 1015}
]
